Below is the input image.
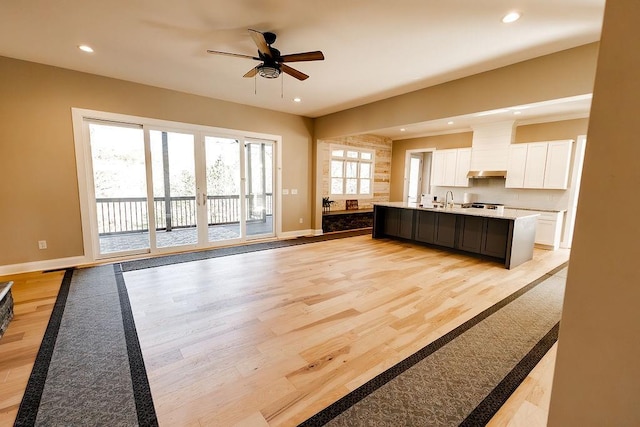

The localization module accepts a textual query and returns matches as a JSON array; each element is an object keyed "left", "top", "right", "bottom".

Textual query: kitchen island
[{"left": 372, "top": 202, "right": 539, "bottom": 269}]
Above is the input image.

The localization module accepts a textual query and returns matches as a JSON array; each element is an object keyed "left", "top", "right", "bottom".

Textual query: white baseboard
[
  {"left": 278, "top": 229, "right": 315, "bottom": 240},
  {"left": 313, "top": 228, "right": 324, "bottom": 236},
  {"left": 0, "top": 256, "right": 88, "bottom": 276}
]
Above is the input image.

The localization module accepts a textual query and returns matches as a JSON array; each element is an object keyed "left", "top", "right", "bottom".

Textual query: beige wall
[
  {"left": 319, "top": 134, "right": 392, "bottom": 211},
  {"left": 548, "top": 1, "right": 640, "bottom": 425},
  {"left": 513, "top": 118, "right": 589, "bottom": 143},
  {"left": 315, "top": 43, "right": 599, "bottom": 139},
  {"left": 0, "top": 57, "right": 314, "bottom": 266},
  {"left": 389, "top": 132, "right": 473, "bottom": 200}
]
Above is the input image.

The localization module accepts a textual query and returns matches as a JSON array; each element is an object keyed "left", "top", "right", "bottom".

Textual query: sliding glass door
[
  {"left": 84, "top": 118, "right": 276, "bottom": 259},
  {"left": 89, "top": 122, "right": 150, "bottom": 256},
  {"left": 204, "top": 136, "right": 242, "bottom": 243},
  {"left": 245, "top": 139, "right": 274, "bottom": 238},
  {"left": 149, "top": 129, "right": 198, "bottom": 249}
]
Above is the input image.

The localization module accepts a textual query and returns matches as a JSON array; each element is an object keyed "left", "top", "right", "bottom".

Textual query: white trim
[
  {"left": 278, "top": 229, "right": 314, "bottom": 239},
  {"left": 312, "top": 228, "right": 324, "bottom": 236},
  {"left": 0, "top": 256, "right": 88, "bottom": 276},
  {"left": 329, "top": 143, "right": 375, "bottom": 198},
  {"left": 561, "top": 134, "right": 587, "bottom": 248},
  {"left": 71, "top": 107, "right": 283, "bottom": 264}
]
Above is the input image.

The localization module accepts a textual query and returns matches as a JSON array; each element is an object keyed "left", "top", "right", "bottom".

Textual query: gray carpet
[
  {"left": 35, "top": 266, "right": 137, "bottom": 425},
  {"left": 302, "top": 265, "right": 567, "bottom": 426},
  {"left": 14, "top": 266, "right": 157, "bottom": 427}
]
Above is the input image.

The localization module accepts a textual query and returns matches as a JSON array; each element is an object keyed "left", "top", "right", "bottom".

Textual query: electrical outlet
[
  {"left": 38, "top": 240, "right": 47, "bottom": 250},
  {"left": 299, "top": 218, "right": 303, "bottom": 224}
]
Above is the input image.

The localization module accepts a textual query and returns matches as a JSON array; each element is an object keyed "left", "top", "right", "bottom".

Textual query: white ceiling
[{"left": 0, "top": 0, "right": 604, "bottom": 135}]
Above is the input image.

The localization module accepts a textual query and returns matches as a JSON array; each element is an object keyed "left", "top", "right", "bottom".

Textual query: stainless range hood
[{"left": 467, "top": 170, "right": 507, "bottom": 179}]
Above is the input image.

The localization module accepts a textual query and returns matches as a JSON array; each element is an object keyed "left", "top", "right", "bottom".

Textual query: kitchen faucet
[{"left": 445, "top": 190, "right": 454, "bottom": 208}]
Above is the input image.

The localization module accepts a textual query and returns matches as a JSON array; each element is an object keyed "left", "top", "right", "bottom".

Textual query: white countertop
[
  {"left": 506, "top": 206, "right": 567, "bottom": 213},
  {"left": 374, "top": 202, "right": 540, "bottom": 220}
]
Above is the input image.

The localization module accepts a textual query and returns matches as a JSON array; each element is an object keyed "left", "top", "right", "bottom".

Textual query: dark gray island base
[{"left": 372, "top": 203, "right": 538, "bottom": 269}]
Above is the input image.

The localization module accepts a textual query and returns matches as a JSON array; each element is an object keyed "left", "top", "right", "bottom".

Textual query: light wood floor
[
  {"left": 0, "top": 269, "right": 65, "bottom": 426},
  {"left": 0, "top": 236, "right": 567, "bottom": 426}
]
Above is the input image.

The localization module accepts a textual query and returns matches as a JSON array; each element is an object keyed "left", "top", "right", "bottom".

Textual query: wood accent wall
[{"left": 319, "top": 135, "right": 392, "bottom": 210}]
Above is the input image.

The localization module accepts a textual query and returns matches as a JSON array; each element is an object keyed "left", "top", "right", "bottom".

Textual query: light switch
[
  {"left": 283, "top": 189, "right": 289, "bottom": 195},
  {"left": 291, "top": 189, "right": 298, "bottom": 195}
]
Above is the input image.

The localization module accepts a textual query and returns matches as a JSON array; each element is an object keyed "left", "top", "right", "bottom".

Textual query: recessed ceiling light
[
  {"left": 447, "top": 121, "right": 454, "bottom": 125},
  {"left": 502, "top": 11, "right": 521, "bottom": 23},
  {"left": 400, "top": 128, "right": 406, "bottom": 132},
  {"left": 78, "top": 45, "right": 94, "bottom": 53},
  {"left": 513, "top": 111, "right": 522, "bottom": 115},
  {"left": 293, "top": 97, "right": 301, "bottom": 103}
]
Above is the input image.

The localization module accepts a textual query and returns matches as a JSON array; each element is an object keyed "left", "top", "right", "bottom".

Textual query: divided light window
[{"left": 330, "top": 145, "right": 374, "bottom": 197}]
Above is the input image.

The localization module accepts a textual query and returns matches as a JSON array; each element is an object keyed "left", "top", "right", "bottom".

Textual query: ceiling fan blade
[
  {"left": 207, "top": 50, "right": 259, "bottom": 60},
  {"left": 248, "top": 29, "right": 272, "bottom": 58},
  {"left": 281, "top": 64, "right": 309, "bottom": 81},
  {"left": 243, "top": 67, "right": 259, "bottom": 78},
  {"left": 280, "top": 51, "right": 325, "bottom": 62}
]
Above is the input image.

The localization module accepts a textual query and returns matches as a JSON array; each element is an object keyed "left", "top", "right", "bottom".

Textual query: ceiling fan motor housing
[{"left": 263, "top": 32, "right": 277, "bottom": 45}]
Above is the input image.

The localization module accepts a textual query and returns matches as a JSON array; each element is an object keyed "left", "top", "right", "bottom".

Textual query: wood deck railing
[{"left": 96, "top": 194, "right": 272, "bottom": 235}]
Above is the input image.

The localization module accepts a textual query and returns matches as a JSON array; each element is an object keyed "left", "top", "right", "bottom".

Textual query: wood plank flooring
[
  {"left": 0, "top": 235, "right": 567, "bottom": 426},
  {"left": 488, "top": 343, "right": 558, "bottom": 427},
  {"left": 0, "top": 269, "right": 64, "bottom": 426},
  {"left": 122, "top": 235, "right": 569, "bottom": 426}
]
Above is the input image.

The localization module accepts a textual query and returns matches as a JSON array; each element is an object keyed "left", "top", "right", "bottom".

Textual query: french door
[{"left": 84, "top": 119, "right": 275, "bottom": 259}]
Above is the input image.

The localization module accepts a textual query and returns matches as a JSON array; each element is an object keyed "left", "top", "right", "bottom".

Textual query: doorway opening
[{"left": 404, "top": 149, "right": 434, "bottom": 204}]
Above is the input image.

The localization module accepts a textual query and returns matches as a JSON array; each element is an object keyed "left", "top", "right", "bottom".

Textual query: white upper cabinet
[
  {"left": 454, "top": 148, "right": 472, "bottom": 187},
  {"left": 442, "top": 149, "right": 458, "bottom": 186},
  {"left": 505, "top": 144, "right": 528, "bottom": 188},
  {"left": 523, "top": 143, "right": 548, "bottom": 189},
  {"left": 431, "top": 148, "right": 471, "bottom": 188},
  {"left": 506, "top": 140, "right": 573, "bottom": 189},
  {"left": 544, "top": 140, "right": 573, "bottom": 189},
  {"left": 431, "top": 150, "right": 446, "bottom": 186}
]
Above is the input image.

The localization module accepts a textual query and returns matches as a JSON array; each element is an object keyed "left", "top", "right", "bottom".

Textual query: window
[{"left": 330, "top": 145, "right": 374, "bottom": 197}]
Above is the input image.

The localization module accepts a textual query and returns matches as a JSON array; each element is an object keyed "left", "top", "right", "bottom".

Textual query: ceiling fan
[{"left": 207, "top": 29, "right": 324, "bottom": 81}]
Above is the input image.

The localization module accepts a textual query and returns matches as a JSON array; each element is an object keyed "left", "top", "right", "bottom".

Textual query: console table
[{"left": 322, "top": 209, "right": 373, "bottom": 233}]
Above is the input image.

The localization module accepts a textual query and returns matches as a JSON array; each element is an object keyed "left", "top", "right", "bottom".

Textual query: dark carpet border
[
  {"left": 14, "top": 268, "right": 74, "bottom": 427},
  {"left": 298, "top": 261, "right": 568, "bottom": 426},
  {"left": 120, "top": 229, "right": 372, "bottom": 272},
  {"left": 114, "top": 264, "right": 159, "bottom": 427},
  {"left": 460, "top": 322, "right": 560, "bottom": 426}
]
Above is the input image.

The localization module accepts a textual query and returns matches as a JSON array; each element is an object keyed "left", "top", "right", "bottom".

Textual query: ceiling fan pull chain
[{"left": 281, "top": 73, "right": 284, "bottom": 98}]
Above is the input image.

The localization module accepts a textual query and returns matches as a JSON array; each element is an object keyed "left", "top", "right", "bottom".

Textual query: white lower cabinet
[{"left": 520, "top": 210, "right": 565, "bottom": 249}]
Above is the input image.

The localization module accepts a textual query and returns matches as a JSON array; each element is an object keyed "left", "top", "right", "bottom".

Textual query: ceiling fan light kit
[
  {"left": 207, "top": 29, "right": 324, "bottom": 81},
  {"left": 258, "top": 65, "right": 280, "bottom": 79}
]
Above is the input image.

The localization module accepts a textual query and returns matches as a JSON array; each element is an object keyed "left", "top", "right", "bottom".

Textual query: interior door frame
[
  {"left": 72, "top": 108, "right": 282, "bottom": 263},
  {"left": 561, "top": 134, "right": 587, "bottom": 248},
  {"left": 402, "top": 148, "right": 435, "bottom": 203}
]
